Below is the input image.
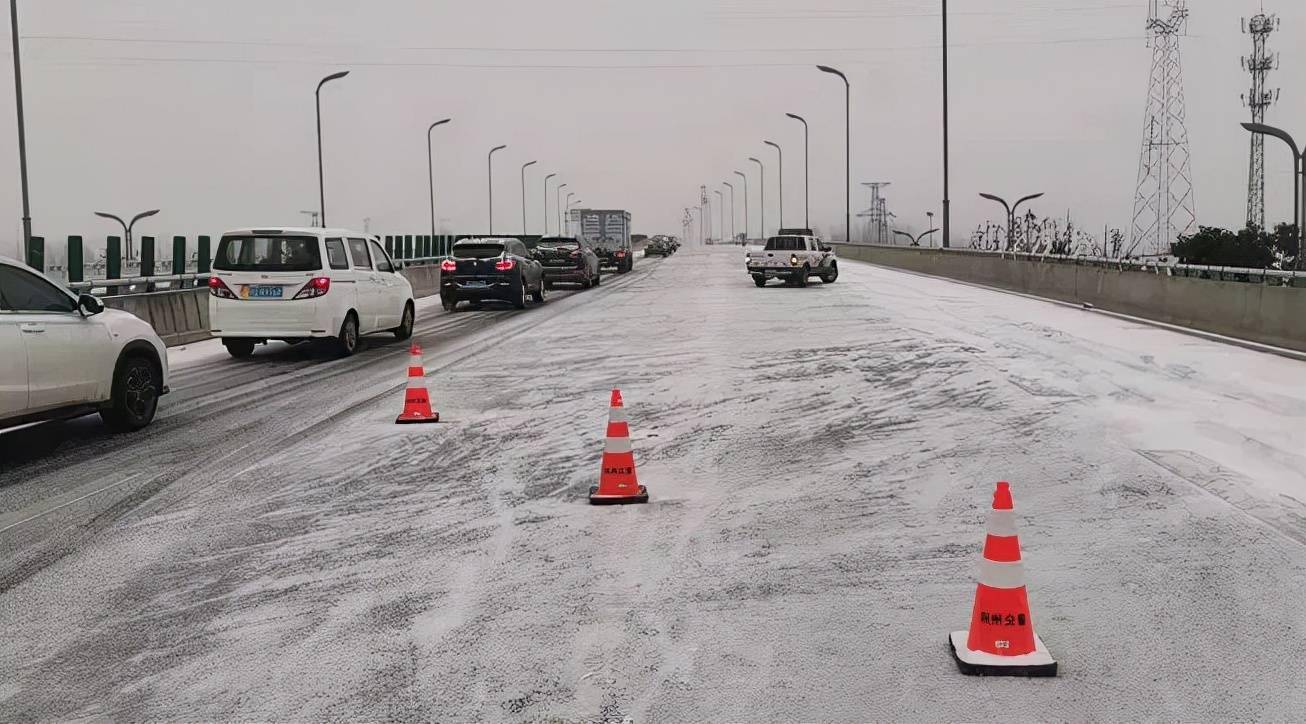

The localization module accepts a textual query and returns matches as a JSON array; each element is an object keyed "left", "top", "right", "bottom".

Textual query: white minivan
[{"left": 208, "top": 228, "right": 415, "bottom": 358}]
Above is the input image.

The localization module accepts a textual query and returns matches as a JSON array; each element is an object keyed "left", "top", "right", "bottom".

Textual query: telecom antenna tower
[
  {"left": 1242, "top": 7, "right": 1280, "bottom": 230},
  {"left": 1130, "top": 0, "right": 1196, "bottom": 256},
  {"left": 857, "top": 182, "right": 893, "bottom": 244}
]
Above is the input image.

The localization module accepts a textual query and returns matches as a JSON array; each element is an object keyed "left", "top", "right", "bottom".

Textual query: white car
[
  {"left": 0, "top": 255, "right": 169, "bottom": 432},
  {"left": 208, "top": 227, "right": 415, "bottom": 358}
]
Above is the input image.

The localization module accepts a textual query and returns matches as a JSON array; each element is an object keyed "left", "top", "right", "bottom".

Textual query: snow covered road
[{"left": 3, "top": 246, "right": 1305, "bottom": 720}]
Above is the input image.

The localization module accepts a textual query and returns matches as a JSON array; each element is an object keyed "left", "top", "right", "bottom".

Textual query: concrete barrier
[
  {"left": 104, "top": 266, "right": 442, "bottom": 348},
  {"left": 832, "top": 244, "right": 1306, "bottom": 353}
]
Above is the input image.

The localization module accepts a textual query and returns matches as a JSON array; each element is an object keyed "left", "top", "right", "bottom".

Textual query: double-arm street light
[
  {"left": 543, "top": 173, "right": 557, "bottom": 235},
  {"left": 733, "top": 170, "right": 750, "bottom": 241},
  {"left": 1243, "top": 122, "right": 1304, "bottom": 270},
  {"left": 315, "top": 70, "right": 350, "bottom": 227},
  {"left": 426, "top": 118, "right": 451, "bottom": 243},
  {"left": 892, "top": 228, "right": 940, "bottom": 247},
  {"left": 785, "top": 113, "right": 810, "bottom": 229},
  {"left": 95, "top": 209, "right": 159, "bottom": 262},
  {"left": 487, "top": 144, "right": 507, "bottom": 233},
  {"left": 723, "top": 181, "right": 737, "bottom": 244},
  {"left": 520, "top": 160, "right": 537, "bottom": 235},
  {"left": 749, "top": 157, "right": 765, "bottom": 238},
  {"left": 817, "top": 65, "right": 850, "bottom": 242},
  {"left": 979, "top": 192, "right": 1044, "bottom": 251},
  {"left": 764, "top": 140, "right": 784, "bottom": 230}
]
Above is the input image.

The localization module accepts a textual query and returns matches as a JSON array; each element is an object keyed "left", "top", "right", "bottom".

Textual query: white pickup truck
[{"left": 745, "top": 234, "right": 839, "bottom": 287}]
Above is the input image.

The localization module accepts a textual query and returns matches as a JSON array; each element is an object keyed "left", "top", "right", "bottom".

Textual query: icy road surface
[{"left": 3, "top": 246, "right": 1306, "bottom": 721}]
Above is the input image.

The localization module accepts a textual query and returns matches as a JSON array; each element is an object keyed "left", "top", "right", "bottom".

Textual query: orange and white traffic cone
[
  {"left": 589, "top": 389, "right": 649, "bottom": 505},
  {"left": 395, "top": 344, "right": 440, "bottom": 424},
  {"left": 948, "top": 481, "right": 1057, "bottom": 677}
]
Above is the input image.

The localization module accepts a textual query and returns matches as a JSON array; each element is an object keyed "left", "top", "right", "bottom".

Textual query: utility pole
[
  {"left": 487, "top": 144, "right": 507, "bottom": 234},
  {"left": 734, "top": 170, "right": 750, "bottom": 241},
  {"left": 764, "top": 140, "right": 784, "bottom": 230},
  {"left": 941, "top": 0, "right": 951, "bottom": 248},
  {"left": 749, "top": 158, "right": 765, "bottom": 238},
  {"left": 520, "top": 160, "right": 537, "bottom": 235},
  {"left": 1242, "top": 9, "right": 1280, "bottom": 231},
  {"left": 315, "top": 70, "right": 350, "bottom": 228},
  {"left": 714, "top": 190, "right": 724, "bottom": 242},
  {"left": 785, "top": 113, "right": 810, "bottom": 229},
  {"left": 543, "top": 173, "right": 556, "bottom": 235},
  {"left": 723, "top": 181, "right": 736, "bottom": 244}
]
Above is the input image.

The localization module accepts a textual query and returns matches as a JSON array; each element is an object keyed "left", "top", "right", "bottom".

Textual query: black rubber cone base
[
  {"left": 588, "top": 485, "right": 649, "bottom": 505},
  {"left": 948, "top": 631, "right": 1057, "bottom": 678},
  {"left": 395, "top": 412, "right": 440, "bottom": 425}
]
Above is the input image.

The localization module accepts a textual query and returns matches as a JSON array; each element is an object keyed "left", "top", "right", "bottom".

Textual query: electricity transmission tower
[
  {"left": 1242, "top": 7, "right": 1280, "bottom": 230},
  {"left": 857, "top": 182, "right": 894, "bottom": 244},
  {"left": 1130, "top": 0, "right": 1196, "bottom": 257}
]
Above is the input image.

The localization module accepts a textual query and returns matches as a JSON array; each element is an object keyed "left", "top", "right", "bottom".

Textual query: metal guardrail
[
  {"left": 835, "top": 243, "right": 1306, "bottom": 287},
  {"left": 65, "top": 255, "right": 450, "bottom": 296}
]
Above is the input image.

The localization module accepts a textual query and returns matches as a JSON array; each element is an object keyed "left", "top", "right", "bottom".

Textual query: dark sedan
[
  {"left": 440, "top": 238, "right": 546, "bottom": 312},
  {"left": 535, "top": 236, "right": 601, "bottom": 289}
]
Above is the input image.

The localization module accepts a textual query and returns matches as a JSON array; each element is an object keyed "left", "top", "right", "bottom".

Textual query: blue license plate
[
  {"left": 462, "top": 281, "right": 488, "bottom": 289},
  {"left": 243, "top": 285, "right": 284, "bottom": 299}
]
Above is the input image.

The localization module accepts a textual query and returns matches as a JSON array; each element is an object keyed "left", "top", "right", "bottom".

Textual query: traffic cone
[
  {"left": 589, "top": 389, "right": 649, "bottom": 505},
  {"left": 395, "top": 344, "right": 440, "bottom": 424},
  {"left": 948, "top": 481, "right": 1057, "bottom": 677}
]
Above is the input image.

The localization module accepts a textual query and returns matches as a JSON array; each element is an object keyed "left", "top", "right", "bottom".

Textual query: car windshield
[
  {"left": 452, "top": 243, "right": 505, "bottom": 259},
  {"left": 764, "top": 236, "right": 807, "bottom": 251},
  {"left": 213, "top": 236, "right": 321, "bottom": 272}
]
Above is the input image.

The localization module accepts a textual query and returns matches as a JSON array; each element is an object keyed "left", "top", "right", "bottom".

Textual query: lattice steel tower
[
  {"left": 1242, "top": 7, "right": 1280, "bottom": 230},
  {"left": 857, "top": 182, "right": 893, "bottom": 244},
  {"left": 1130, "top": 0, "right": 1196, "bottom": 256}
]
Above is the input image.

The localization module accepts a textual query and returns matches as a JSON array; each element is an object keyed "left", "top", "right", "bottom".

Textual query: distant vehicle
[
  {"left": 440, "top": 237, "right": 546, "bottom": 312},
  {"left": 572, "top": 209, "right": 635, "bottom": 274},
  {"left": 535, "top": 236, "right": 601, "bottom": 289},
  {"left": 209, "top": 227, "right": 415, "bottom": 359},
  {"left": 0, "top": 255, "right": 169, "bottom": 432},
  {"left": 746, "top": 234, "right": 839, "bottom": 287},
  {"left": 644, "top": 239, "right": 671, "bottom": 257}
]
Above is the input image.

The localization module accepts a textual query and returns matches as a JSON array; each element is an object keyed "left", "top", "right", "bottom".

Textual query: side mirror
[
  {"left": 78, "top": 293, "right": 104, "bottom": 316},
  {"left": 393, "top": 260, "right": 405, "bottom": 271},
  {"left": 821, "top": 245, "right": 832, "bottom": 252}
]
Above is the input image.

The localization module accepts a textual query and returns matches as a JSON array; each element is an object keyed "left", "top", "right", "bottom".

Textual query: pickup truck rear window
[
  {"left": 764, "top": 236, "right": 808, "bottom": 251},
  {"left": 214, "top": 236, "right": 322, "bottom": 272},
  {"left": 452, "top": 243, "right": 506, "bottom": 259}
]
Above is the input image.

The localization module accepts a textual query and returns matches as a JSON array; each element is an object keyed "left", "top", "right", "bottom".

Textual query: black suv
[
  {"left": 534, "top": 236, "right": 601, "bottom": 289},
  {"left": 593, "top": 237, "right": 635, "bottom": 274},
  {"left": 440, "top": 238, "right": 546, "bottom": 311}
]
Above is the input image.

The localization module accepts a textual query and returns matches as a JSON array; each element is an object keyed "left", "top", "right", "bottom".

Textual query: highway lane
[
  {"left": 3, "top": 247, "right": 1305, "bottom": 720},
  {"left": 0, "top": 261, "right": 661, "bottom": 596}
]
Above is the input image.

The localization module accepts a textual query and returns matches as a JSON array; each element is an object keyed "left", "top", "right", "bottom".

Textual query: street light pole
[
  {"left": 315, "top": 70, "right": 350, "bottom": 228},
  {"left": 520, "top": 160, "right": 537, "bottom": 235},
  {"left": 723, "top": 181, "right": 736, "bottom": 244},
  {"left": 556, "top": 182, "right": 568, "bottom": 236},
  {"left": 9, "top": 0, "right": 32, "bottom": 259},
  {"left": 764, "top": 140, "right": 784, "bottom": 231},
  {"left": 565, "top": 192, "right": 575, "bottom": 235},
  {"left": 487, "top": 144, "right": 507, "bottom": 234},
  {"left": 426, "top": 118, "right": 451, "bottom": 245},
  {"left": 817, "top": 65, "right": 850, "bottom": 243},
  {"left": 734, "top": 170, "right": 750, "bottom": 242},
  {"left": 785, "top": 113, "right": 810, "bottom": 229},
  {"left": 749, "top": 157, "right": 765, "bottom": 238},
  {"left": 543, "top": 173, "right": 557, "bottom": 235},
  {"left": 1243, "top": 122, "right": 1304, "bottom": 271},
  {"left": 979, "top": 192, "right": 1044, "bottom": 251},
  {"left": 714, "top": 190, "right": 725, "bottom": 242},
  {"left": 942, "top": 0, "right": 951, "bottom": 248},
  {"left": 94, "top": 209, "right": 160, "bottom": 263}
]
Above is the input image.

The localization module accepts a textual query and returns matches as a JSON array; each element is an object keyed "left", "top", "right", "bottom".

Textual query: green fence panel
[
  {"left": 140, "top": 236, "right": 155, "bottom": 277},
  {"left": 172, "top": 236, "right": 187, "bottom": 275},
  {"left": 107, "top": 236, "right": 122, "bottom": 279},
  {"left": 404, "top": 235, "right": 413, "bottom": 259},
  {"left": 26, "top": 236, "right": 44, "bottom": 271},
  {"left": 384, "top": 235, "right": 394, "bottom": 255},
  {"left": 67, "top": 236, "right": 83, "bottom": 283},
  {"left": 197, "top": 235, "right": 211, "bottom": 274}
]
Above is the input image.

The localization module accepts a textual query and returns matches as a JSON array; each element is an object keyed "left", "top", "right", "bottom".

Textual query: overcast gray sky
[{"left": 1, "top": 0, "right": 1302, "bottom": 258}]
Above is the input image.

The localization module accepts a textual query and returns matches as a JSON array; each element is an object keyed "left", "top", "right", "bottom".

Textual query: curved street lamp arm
[
  {"left": 1015, "top": 192, "right": 1045, "bottom": 210},
  {"left": 317, "top": 70, "right": 350, "bottom": 93},
  {"left": 94, "top": 211, "right": 127, "bottom": 230},
  {"left": 1243, "top": 122, "right": 1300, "bottom": 158}
]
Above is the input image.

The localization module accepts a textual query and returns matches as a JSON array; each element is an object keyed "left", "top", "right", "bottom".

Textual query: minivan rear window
[
  {"left": 214, "top": 236, "right": 322, "bottom": 272},
  {"left": 452, "top": 243, "right": 505, "bottom": 259}
]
